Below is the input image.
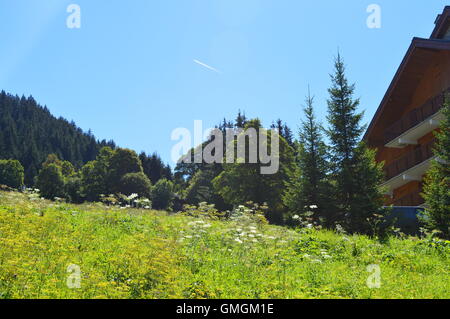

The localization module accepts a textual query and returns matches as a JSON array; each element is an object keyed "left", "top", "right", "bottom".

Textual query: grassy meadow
[{"left": 0, "top": 190, "right": 449, "bottom": 299}]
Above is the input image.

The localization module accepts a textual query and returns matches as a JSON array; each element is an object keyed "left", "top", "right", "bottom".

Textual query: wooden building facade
[{"left": 364, "top": 7, "right": 450, "bottom": 207}]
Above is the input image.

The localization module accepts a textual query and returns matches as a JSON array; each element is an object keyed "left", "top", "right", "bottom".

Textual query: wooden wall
[{"left": 376, "top": 51, "right": 450, "bottom": 205}]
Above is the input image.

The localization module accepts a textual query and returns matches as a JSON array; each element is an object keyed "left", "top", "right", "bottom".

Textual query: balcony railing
[
  {"left": 384, "top": 140, "right": 435, "bottom": 180},
  {"left": 384, "top": 88, "right": 448, "bottom": 144}
]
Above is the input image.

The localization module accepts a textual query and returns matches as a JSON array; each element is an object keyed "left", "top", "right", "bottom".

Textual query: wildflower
[
  {"left": 292, "top": 215, "right": 300, "bottom": 220},
  {"left": 127, "top": 193, "right": 139, "bottom": 201},
  {"left": 235, "top": 238, "right": 243, "bottom": 244},
  {"left": 310, "top": 205, "right": 318, "bottom": 209}
]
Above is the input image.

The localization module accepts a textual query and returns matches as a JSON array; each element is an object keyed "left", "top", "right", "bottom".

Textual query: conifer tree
[
  {"left": 326, "top": 54, "right": 384, "bottom": 233},
  {"left": 283, "top": 90, "right": 331, "bottom": 223},
  {"left": 422, "top": 96, "right": 450, "bottom": 238}
]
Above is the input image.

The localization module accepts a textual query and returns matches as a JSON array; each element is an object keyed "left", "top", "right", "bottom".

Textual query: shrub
[
  {"left": 119, "top": 172, "right": 152, "bottom": 198},
  {"left": 0, "top": 159, "right": 24, "bottom": 189},
  {"left": 152, "top": 178, "right": 175, "bottom": 210},
  {"left": 36, "top": 163, "right": 65, "bottom": 199},
  {"left": 108, "top": 148, "right": 143, "bottom": 192},
  {"left": 65, "top": 176, "right": 84, "bottom": 203}
]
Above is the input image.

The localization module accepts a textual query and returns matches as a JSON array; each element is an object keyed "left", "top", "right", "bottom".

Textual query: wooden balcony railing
[
  {"left": 384, "top": 139, "right": 435, "bottom": 180},
  {"left": 384, "top": 88, "right": 449, "bottom": 144}
]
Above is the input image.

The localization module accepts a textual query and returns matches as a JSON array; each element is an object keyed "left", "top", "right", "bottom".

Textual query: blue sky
[{"left": 0, "top": 0, "right": 447, "bottom": 166}]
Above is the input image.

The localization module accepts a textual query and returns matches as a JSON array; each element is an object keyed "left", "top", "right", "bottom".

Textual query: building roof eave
[{"left": 363, "top": 38, "right": 450, "bottom": 143}]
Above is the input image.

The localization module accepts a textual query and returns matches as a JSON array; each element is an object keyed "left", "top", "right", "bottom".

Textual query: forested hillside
[{"left": 0, "top": 91, "right": 117, "bottom": 185}]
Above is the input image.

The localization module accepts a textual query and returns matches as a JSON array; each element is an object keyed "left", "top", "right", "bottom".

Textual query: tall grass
[{"left": 0, "top": 191, "right": 449, "bottom": 299}]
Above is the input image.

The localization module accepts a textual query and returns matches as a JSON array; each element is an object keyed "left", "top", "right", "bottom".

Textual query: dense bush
[
  {"left": 65, "top": 176, "right": 84, "bottom": 203},
  {"left": 0, "top": 159, "right": 24, "bottom": 189},
  {"left": 152, "top": 178, "right": 175, "bottom": 210},
  {"left": 107, "top": 148, "right": 143, "bottom": 192},
  {"left": 119, "top": 172, "right": 152, "bottom": 198},
  {"left": 36, "top": 163, "right": 65, "bottom": 199}
]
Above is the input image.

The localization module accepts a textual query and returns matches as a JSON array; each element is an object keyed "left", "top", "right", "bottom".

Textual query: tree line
[{"left": 175, "top": 54, "right": 386, "bottom": 234}]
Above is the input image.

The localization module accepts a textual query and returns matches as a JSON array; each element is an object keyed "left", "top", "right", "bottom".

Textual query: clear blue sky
[{"left": 0, "top": 0, "right": 447, "bottom": 166}]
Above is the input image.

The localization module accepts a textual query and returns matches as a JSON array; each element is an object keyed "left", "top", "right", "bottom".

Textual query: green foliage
[
  {"left": 184, "top": 165, "right": 229, "bottom": 210},
  {"left": 61, "top": 161, "right": 75, "bottom": 177},
  {"left": 107, "top": 148, "right": 143, "bottom": 193},
  {"left": 119, "top": 172, "right": 152, "bottom": 198},
  {"left": 139, "top": 152, "right": 173, "bottom": 184},
  {"left": 65, "top": 176, "right": 84, "bottom": 204},
  {"left": 81, "top": 147, "right": 114, "bottom": 201},
  {"left": 325, "top": 54, "right": 384, "bottom": 233},
  {"left": 0, "top": 159, "right": 24, "bottom": 189},
  {"left": 348, "top": 144, "right": 386, "bottom": 234},
  {"left": 152, "top": 178, "right": 175, "bottom": 210},
  {"left": 0, "top": 91, "right": 116, "bottom": 185},
  {"left": 213, "top": 123, "right": 295, "bottom": 224},
  {"left": 422, "top": 97, "right": 450, "bottom": 238},
  {"left": 283, "top": 90, "right": 332, "bottom": 224},
  {"left": 36, "top": 163, "right": 65, "bottom": 199}
]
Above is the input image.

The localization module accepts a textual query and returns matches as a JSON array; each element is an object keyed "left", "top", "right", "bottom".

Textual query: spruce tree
[
  {"left": 326, "top": 54, "right": 384, "bottom": 233},
  {"left": 422, "top": 96, "right": 450, "bottom": 238},
  {"left": 283, "top": 89, "right": 331, "bottom": 223}
]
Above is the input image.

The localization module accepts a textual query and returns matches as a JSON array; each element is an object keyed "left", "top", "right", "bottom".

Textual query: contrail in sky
[{"left": 193, "top": 59, "right": 221, "bottom": 74}]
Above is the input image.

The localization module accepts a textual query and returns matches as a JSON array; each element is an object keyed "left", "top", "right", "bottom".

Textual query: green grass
[{"left": 0, "top": 190, "right": 449, "bottom": 299}]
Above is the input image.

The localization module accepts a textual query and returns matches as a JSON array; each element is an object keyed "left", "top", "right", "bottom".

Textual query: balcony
[
  {"left": 382, "top": 140, "right": 435, "bottom": 192},
  {"left": 384, "top": 89, "right": 447, "bottom": 147}
]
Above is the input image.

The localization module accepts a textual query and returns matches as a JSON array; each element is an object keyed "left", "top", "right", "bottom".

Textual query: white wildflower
[{"left": 127, "top": 193, "right": 139, "bottom": 201}]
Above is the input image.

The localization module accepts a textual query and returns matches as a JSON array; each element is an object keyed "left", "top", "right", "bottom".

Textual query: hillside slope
[
  {"left": 0, "top": 91, "right": 115, "bottom": 185},
  {"left": 0, "top": 191, "right": 449, "bottom": 299}
]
